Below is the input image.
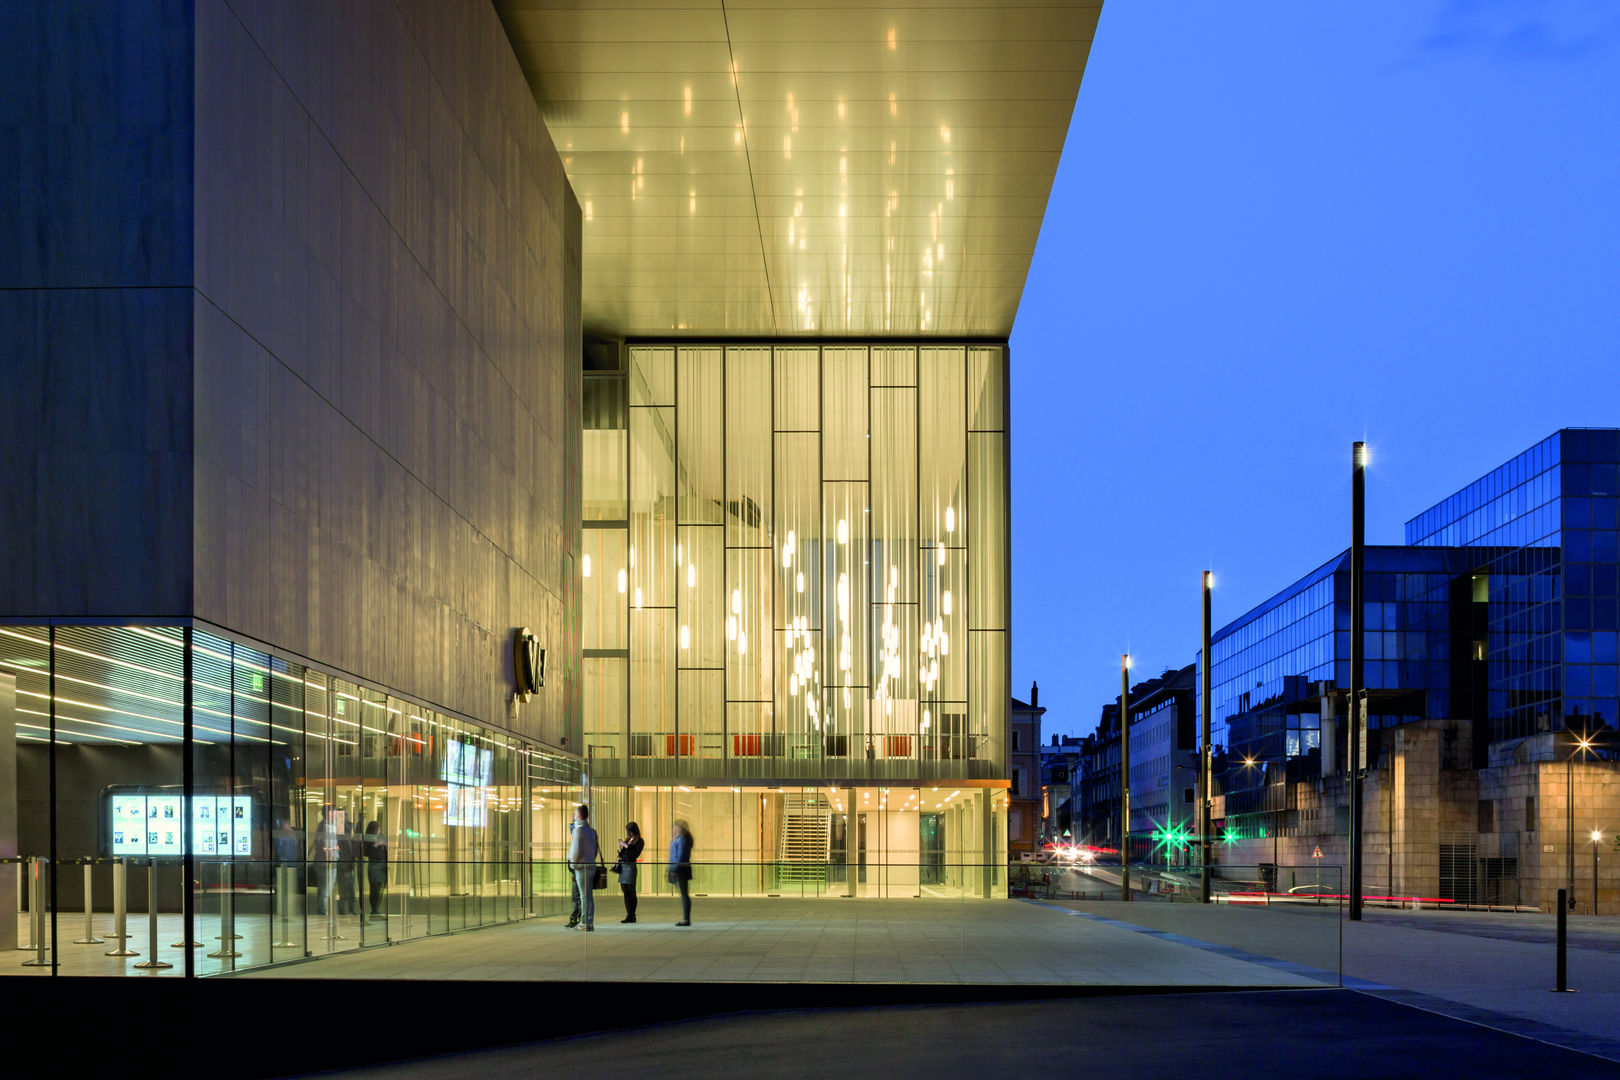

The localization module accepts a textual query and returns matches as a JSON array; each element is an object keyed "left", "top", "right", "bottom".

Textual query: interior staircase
[{"left": 775, "top": 793, "right": 831, "bottom": 886}]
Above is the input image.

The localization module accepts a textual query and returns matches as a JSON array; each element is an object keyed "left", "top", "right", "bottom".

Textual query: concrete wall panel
[{"left": 192, "top": 0, "right": 580, "bottom": 751}]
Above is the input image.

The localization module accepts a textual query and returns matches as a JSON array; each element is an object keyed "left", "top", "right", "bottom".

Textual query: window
[
  {"left": 1478, "top": 799, "right": 1495, "bottom": 833},
  {"left": 1525, "top": 795, "right": 1536, "bottom": 831},
  {"left": 1011, "top": 768, "right": 1022, "bottom": 796},
  {"left": 1184, "top": 787, "right": 1195, "bottom": 805},
  {"left": 1012, "top": 730, "right": 1021, "bottom": 751}
]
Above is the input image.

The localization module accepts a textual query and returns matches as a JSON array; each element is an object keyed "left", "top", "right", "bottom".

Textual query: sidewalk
[{"left": 1050, "top": 898, "right": 1620, "bottom": 1061}]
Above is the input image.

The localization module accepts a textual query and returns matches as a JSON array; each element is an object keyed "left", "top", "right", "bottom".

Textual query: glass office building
[
  {"left": 1204, "top": 429, "right": 1620, "bottom": 840},
  {"left": 1, "top": 624, "right": 582, "bottom": 977},
  {"left": 1206, "top": 546, "right": 1490, "bottom": 838},
  {"left": 580, "top": 343, "right": 1011, "bottom": 897},
  {"left": 1407, "top": 428, "right": 1620, "bottom": 741}
]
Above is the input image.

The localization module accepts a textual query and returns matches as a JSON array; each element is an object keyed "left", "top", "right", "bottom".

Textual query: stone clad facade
[{"left": 1, "top": 0, "right": 582, "bottom": 749}]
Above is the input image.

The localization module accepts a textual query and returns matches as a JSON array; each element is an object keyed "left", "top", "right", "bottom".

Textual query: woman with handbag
[
  {"left": 666, "top": 819, "right": 695, "bottom": 926},
  {"left": 614, "top": 821, "right": 645, "bottom": 923}
]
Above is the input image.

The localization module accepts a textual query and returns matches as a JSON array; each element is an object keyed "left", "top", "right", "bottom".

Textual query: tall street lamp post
[
  {"left": 1121, "top": 653, "right": 1132, "bottom": 903},
  {"left": 1201, "top": 571, "right": 1213, "bottom": 904},
  {"left": 1349, "top": 442, "right": 1367, "bottom": 921},
  {"left": 1569, "top": 734, "right": 1593, "bottom": 910}
]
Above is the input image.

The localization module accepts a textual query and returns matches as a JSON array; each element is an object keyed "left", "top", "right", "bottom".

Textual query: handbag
[{"left": 591, "top": 850, "right": 608, "bottom": 890}]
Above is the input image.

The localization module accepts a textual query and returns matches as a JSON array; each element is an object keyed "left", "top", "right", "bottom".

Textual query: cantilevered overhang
[{"left": 495, "top": 1, "right": 1101, "bottom": 338}]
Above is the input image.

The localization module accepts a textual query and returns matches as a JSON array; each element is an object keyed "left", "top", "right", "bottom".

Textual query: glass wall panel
[
  {"left": 630, "top": 405, "right": 676, "bottom": 609},
  {"left": 678, "top": 525, "right": 725, "bottom": 669},
  {"left": 582, "top": 527, "right": 627, "bottom": 650},
  {"left": 775, "top": 431, "right": 822, "bottom": 634},
  {"left": 679, "top": 668, "right": 724, "bottom": 768},
  {"left": 630, "top": 609, "right": 676, "bottom": 775},
  {"left": 822, "top": 346, "right": 869, "bottom": 481},
  {"left": 583, "top": 376, "right": 627, "bottom": 521},
  {"left": 873, "top": 345, "right": 916, "bottom": 387},
  {"left": 726, "top": 346, "right": 773, "bottom": 548},
  {"left": 872, "top": 388, "right": 918, "bottom": 606},
  {"left": 921, "top": 546, "right": 967, "bottom": 703},
  {"left": 583, "top": 656, "right": 627, "bottom": 768},
  {"left": 629, "top": 345, "right": 674, "bottom": 407},
  {"left": 727, "top": 547, "right": 774, "bottom": 704},
  {"left": 968, "top": 346, "right": 1005, "bottom": 432},
  {"left": 823, "top": 481, "right": 870, "bottom": 692},
  {"left": 871, "top": 602, "right": 918, "bottom": 768},
  {"left": 773, "top": 345, "right": 819, "bottom": 430},
  {"left": 919, "top": 346, "right": 966, "bottom": 549},
  {"left": 970, "top": 631, "right": 1008, "bottom": 772},
  {"left": 968, "top": 431, "right": 1007, "bottom": 630},
  {"left": 676, "top": 346, "right": 723, "bottom": 525}
]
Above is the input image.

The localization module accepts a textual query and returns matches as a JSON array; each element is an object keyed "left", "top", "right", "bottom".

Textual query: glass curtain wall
[
  {"left": 581, "top": 342, "right": 1009, "bottom": 896},
  {"left": 0, "top": 623, "right": 580, "bottom": 978},
  {"left": 583, "top": 343, "right": 1009, "bottom": 785}
]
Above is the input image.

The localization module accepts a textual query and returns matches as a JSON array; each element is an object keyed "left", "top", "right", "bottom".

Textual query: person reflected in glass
[
  {"left": 668, "top": 819, "right": 694, "bottom": 926},
  {"left": 338, "top": 819, "right": 361, "bottom": 916},
  {"left": 365, "top": 820, "right": 388, "bottom": 921},
  {"left": 567, "top": 804, "right": 599, "bottom": 931},
  {"left": 310, "top": 809, "right": 337, "bottom": 916},
  {"left": 616, "top": 821, "right": 645, "bottom": 923}
]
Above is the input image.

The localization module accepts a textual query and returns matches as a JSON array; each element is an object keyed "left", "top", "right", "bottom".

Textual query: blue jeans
[{"left": 572, "top": 867, "right": 595, "bottom": 927}]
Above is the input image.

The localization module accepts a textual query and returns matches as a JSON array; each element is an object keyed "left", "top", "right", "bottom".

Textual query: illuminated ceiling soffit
[{"left": 495, "top": 1, "right": 1101, "bottom": 339}]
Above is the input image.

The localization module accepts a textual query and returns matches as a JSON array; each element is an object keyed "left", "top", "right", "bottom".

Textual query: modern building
[
  {"left": 1200, "top": 430, "right": 1620, "bottom": 908},
  {"left": 1076, "top": 665, "right": 1195, "bottom": 862},
  {"left": 1010, "top": 685, "right": 1046, "bottom": 855},
  {"left": 0, "top": 0, "right": 1101, "bottom": 975},
  {"left": 1040, "top": 733, "right": 1085, "bottom": 845}
]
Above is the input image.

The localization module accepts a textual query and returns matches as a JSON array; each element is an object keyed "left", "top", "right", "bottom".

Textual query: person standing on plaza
[
  {"left": 567, "top": 804, "right": 599, "bottom": 931},
  {"left": 667, "top": 819, "right": 694, "bottom": 926},
  {"left": 615, "top": 821, "right": 645, "bottom": 923},
  {"left": 566, "top": 812, "right": 582, "bottom": 928}
]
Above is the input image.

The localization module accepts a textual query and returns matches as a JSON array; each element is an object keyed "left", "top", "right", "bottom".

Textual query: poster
[{"left": 110, "top": 794, "right": 253, "bottom": 857}]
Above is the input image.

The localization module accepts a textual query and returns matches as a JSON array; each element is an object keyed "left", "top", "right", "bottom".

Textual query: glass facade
[
  {"left": 1203, "top": 429, "right": 1620, "bottom": 840},
  {"left": 1206, "top": 548, "right": 1488, "bottom": 838},
  {"left": 581, "top": 342, "right": 1010, "bottom": 895},
  {"left": 1409, "top": 429, "right": 1620, "bottom": 740},
  {"left": 0, "top": 623, "right": 582, "bottom": 977}
]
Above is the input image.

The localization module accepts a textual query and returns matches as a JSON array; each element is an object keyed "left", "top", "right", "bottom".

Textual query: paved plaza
[{"left": 240, "top": 897, "right": 1325, "bottom": 987}]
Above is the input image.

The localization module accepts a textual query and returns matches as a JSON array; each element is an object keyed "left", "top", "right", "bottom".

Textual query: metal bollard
[
  {"left": 13, "top": 858, "right": 25, "bottom": 950},
  {"left": 74, "top": 861, "right": 104, "bottom": 944},
  {"left": 20, "top": 858, "right": 51, "bottom": 968},
  {"left": 272, "top": 863, "right": 297, "bottom": 949},
  {"left": 207, "top": 862, "right": 240, "bottom": 960},
  {"left": 1552, "top": 887, "right": 1572, "bottom": 993},
  {"left": 171, "top": 857, "right": 204, "bottom": 949},
  {"left": 105, "top": 859, "right": 137, "bottom": 957},
  {"left": 132, "top": 859, "right": 172, "bottom": 971}
]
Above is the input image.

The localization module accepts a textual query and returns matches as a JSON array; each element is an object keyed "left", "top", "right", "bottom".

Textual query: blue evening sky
[{"left": 1010, "top": 1, "right": 1620, "bottom": 739}]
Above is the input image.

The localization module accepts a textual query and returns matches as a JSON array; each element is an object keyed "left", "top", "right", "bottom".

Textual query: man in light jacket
[{"left": 566, "top": 804, "right": 599, "bottom": 931}]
